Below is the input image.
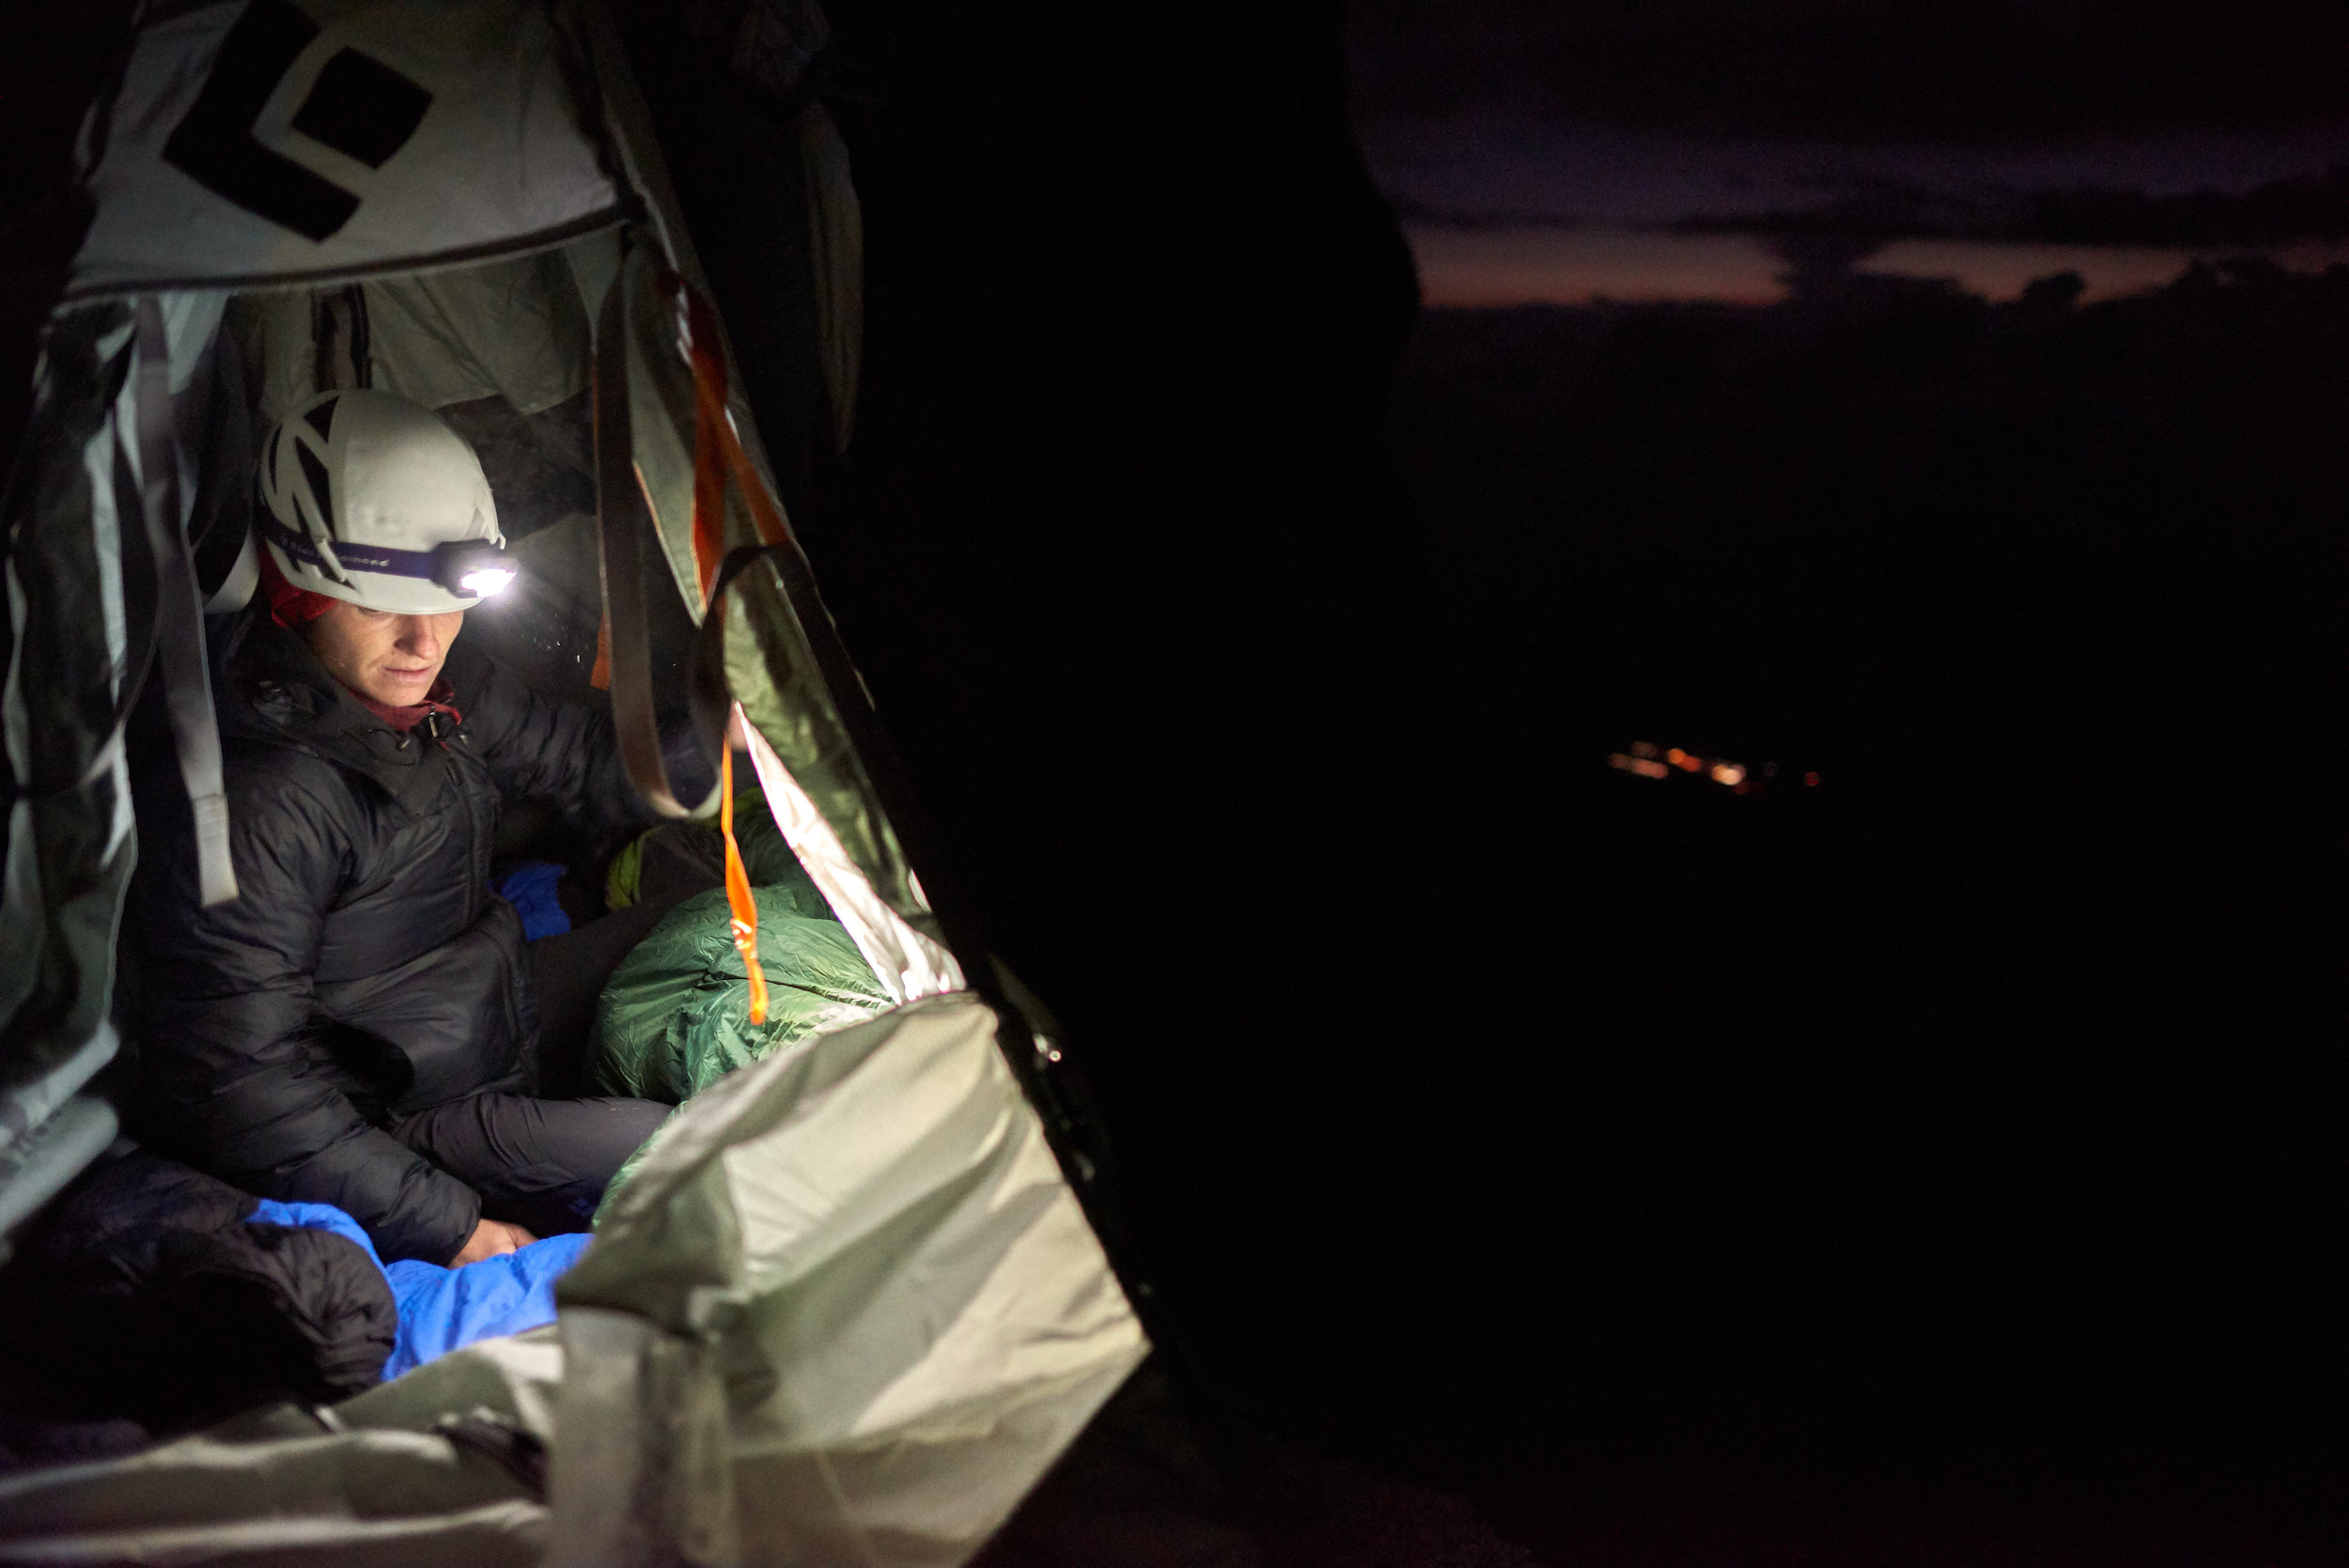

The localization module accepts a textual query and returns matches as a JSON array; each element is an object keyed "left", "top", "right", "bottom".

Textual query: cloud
[{"left": 1401, "top": 223, "right": 2349, "bottom": 310}]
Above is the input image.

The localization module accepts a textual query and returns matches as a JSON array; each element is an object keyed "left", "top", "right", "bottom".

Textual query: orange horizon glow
[{"left": 1408, "top": 225, "right": 2349, "bottom": 309}]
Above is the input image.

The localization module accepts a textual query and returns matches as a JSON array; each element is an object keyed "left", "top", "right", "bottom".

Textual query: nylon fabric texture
[
  {"left": 552, "top": 992, "right": 1147, "bottom": 1566},
  {"left": 589, "top": 881, "right": 886, "bottom": 1104}
]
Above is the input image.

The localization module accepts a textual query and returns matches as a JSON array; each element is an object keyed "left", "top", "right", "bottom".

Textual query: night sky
[
  {"left": 1351, "top": 2, "right": 2349, "bottom": 138},
  {"left": 1354, "top": 3, "right": 2349, "bottom": 303}
]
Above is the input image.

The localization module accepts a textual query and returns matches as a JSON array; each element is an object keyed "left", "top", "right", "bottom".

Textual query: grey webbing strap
[
  {"left": 593, "top": 266, "right": 709, "bottom": 819},
  {"left": 134, "top": 297, "right": 238, "bottom": 907}
]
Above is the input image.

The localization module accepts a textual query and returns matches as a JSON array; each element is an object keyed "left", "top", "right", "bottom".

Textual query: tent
[{"left": 0, "top": 1, "right": 1149, "bottom": 1560}]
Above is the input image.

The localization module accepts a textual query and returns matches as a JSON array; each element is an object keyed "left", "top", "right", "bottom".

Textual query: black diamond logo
[
  {"left": 162, "top": 0, "right": 434, "bottom": 242},
  {"left": 290, "top": 48, "right": 431, "bottom": 168}
]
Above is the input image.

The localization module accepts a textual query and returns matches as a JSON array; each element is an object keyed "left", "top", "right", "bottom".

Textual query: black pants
[
  {"left": 385, "top": 835, "right": 723, "bottom": 1236},
  {"left": 386, "top": 1089, "right": 670, "bottom": 1237}
]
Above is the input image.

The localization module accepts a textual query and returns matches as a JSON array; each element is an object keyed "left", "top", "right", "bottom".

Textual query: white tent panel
[
  {"left": 72, "top": 0, "right": 625, "bottom": 298},
  {"left": 553, "top": 990, "right": 1147, "bottom": 1565}
]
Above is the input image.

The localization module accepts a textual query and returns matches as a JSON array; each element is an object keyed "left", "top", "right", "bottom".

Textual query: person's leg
[
  {"left": 633, "top": 821, "right": 726, "bottom": 905},
  {"left": 528, "top": 899, "right": 677, "bottom": 1095},
  {"left": 527, "top": 824, "right": 727, "bottom": 1094},
  {"left": 386, "top": 1093, "right": 671, "bottom": 1236}
]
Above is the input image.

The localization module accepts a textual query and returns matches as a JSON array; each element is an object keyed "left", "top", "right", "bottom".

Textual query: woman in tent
[{"left": 129, "top": 389, "right": 708, "bottom": 1266}]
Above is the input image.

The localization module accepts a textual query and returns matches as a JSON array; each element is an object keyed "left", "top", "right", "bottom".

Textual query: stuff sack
[{"left": 589, "top": 882, "right": 890, "bottom": 1103}]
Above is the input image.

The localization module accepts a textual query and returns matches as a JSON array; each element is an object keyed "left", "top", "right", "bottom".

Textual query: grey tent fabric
[
  {"left": 1, "top": 307, "right": 138, "bottom": 1113},
  {"left": 0, "top": 1331, "right": 563, "bottom": 1565},
  {"left": 4, "top": 289, "right": 229, "bottom": 1108}
]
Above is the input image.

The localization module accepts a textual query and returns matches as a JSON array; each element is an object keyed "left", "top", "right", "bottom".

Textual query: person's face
[{"left": 304, "top": 600, "right": 465, "bottom": 707}]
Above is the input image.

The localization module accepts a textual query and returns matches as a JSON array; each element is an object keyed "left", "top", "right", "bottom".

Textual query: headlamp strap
[{"left": 257, "top": 514, "right": 508, "bottom": 597}]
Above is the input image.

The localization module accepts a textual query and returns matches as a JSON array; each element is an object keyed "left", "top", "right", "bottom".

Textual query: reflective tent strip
[
  {"left": 739, "top": 706, "right": 963, "bottom": 1003},
  {"left": 133, "top": 297, "right": 237, "bottom": 905}
]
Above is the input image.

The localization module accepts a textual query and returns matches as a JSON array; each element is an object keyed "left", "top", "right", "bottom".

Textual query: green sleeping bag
[{"left": 589, "top": 882, "right": 892, "bottom": 1103}]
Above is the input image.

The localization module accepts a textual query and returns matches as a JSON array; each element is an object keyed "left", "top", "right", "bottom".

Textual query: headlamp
[
  {"left": 432, "top": 539, "right": 518, "bottom": 598},
  {"left": 258, "top": 514, "right": 519, "bottom": 603}
]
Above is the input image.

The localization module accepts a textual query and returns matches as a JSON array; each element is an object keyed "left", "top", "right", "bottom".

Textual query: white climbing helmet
[{"left": 257, "top": 389, "right": 515, "bottom": 614}]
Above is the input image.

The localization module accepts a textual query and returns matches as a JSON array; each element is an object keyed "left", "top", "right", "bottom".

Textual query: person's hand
[{"left": 449, "top": 1218, "right": 537, "bottom": 1266}]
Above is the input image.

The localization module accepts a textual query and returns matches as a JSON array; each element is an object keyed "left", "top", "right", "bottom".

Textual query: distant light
[
  {"left": 1803, "top": 771, "right": 1821, "bottom": 787},
  {"left": 1616, "top": 741, "right": 1788, "bottom": 794},
  {"left": 460, "top": 567, "right": 517, "bottom": 597}
]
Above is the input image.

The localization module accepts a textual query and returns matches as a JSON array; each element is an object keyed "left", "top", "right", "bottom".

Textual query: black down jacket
[
  {"left": 0, "top": 1152, "right": 397, "bottom": 1430},
  {"left": 132, "top": 612, "right": 653, "bottom": 1263}
]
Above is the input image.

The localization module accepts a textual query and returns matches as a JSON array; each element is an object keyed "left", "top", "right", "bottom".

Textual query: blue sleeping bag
[{"left": 249, "top": 1201, "right": 590, "bottom": 1381}]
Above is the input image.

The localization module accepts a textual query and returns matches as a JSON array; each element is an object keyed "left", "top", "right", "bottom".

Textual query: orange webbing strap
[
  {"left": 720, "top": 741, "right": 769, "bottom": 1025},
  {"left": 641, "top": 272, "right": 805, "bottom": 1017},
  {"left": 677, "top": 278, "right": 770, "bottom": 1017},
  {"left": 717, "top": 396, "right": 792, "bottom": 548},
  {"left": 666, "top": 275, "right": 793, "bottom": 553}
]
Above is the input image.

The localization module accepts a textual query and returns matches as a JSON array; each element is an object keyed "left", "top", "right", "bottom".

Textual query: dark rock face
[{"left": 787, "top": 0, "right": 1429, "bottom": 1391}]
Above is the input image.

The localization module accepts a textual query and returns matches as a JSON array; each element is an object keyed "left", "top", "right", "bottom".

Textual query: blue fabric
[
  {"left": 378, "top": 1233, "right": 590, "bottom": 1380},
  {"left": 250, "top": 1200, "right": 591, "bottom": 1380},
  {"left": 494, "top": 861, "right": 572, "bottom": 939}
]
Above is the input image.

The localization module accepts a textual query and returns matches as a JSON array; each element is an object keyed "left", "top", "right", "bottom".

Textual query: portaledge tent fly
[{"left": 0, "top": 2, "right": 1149, "bottom": 1561}]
